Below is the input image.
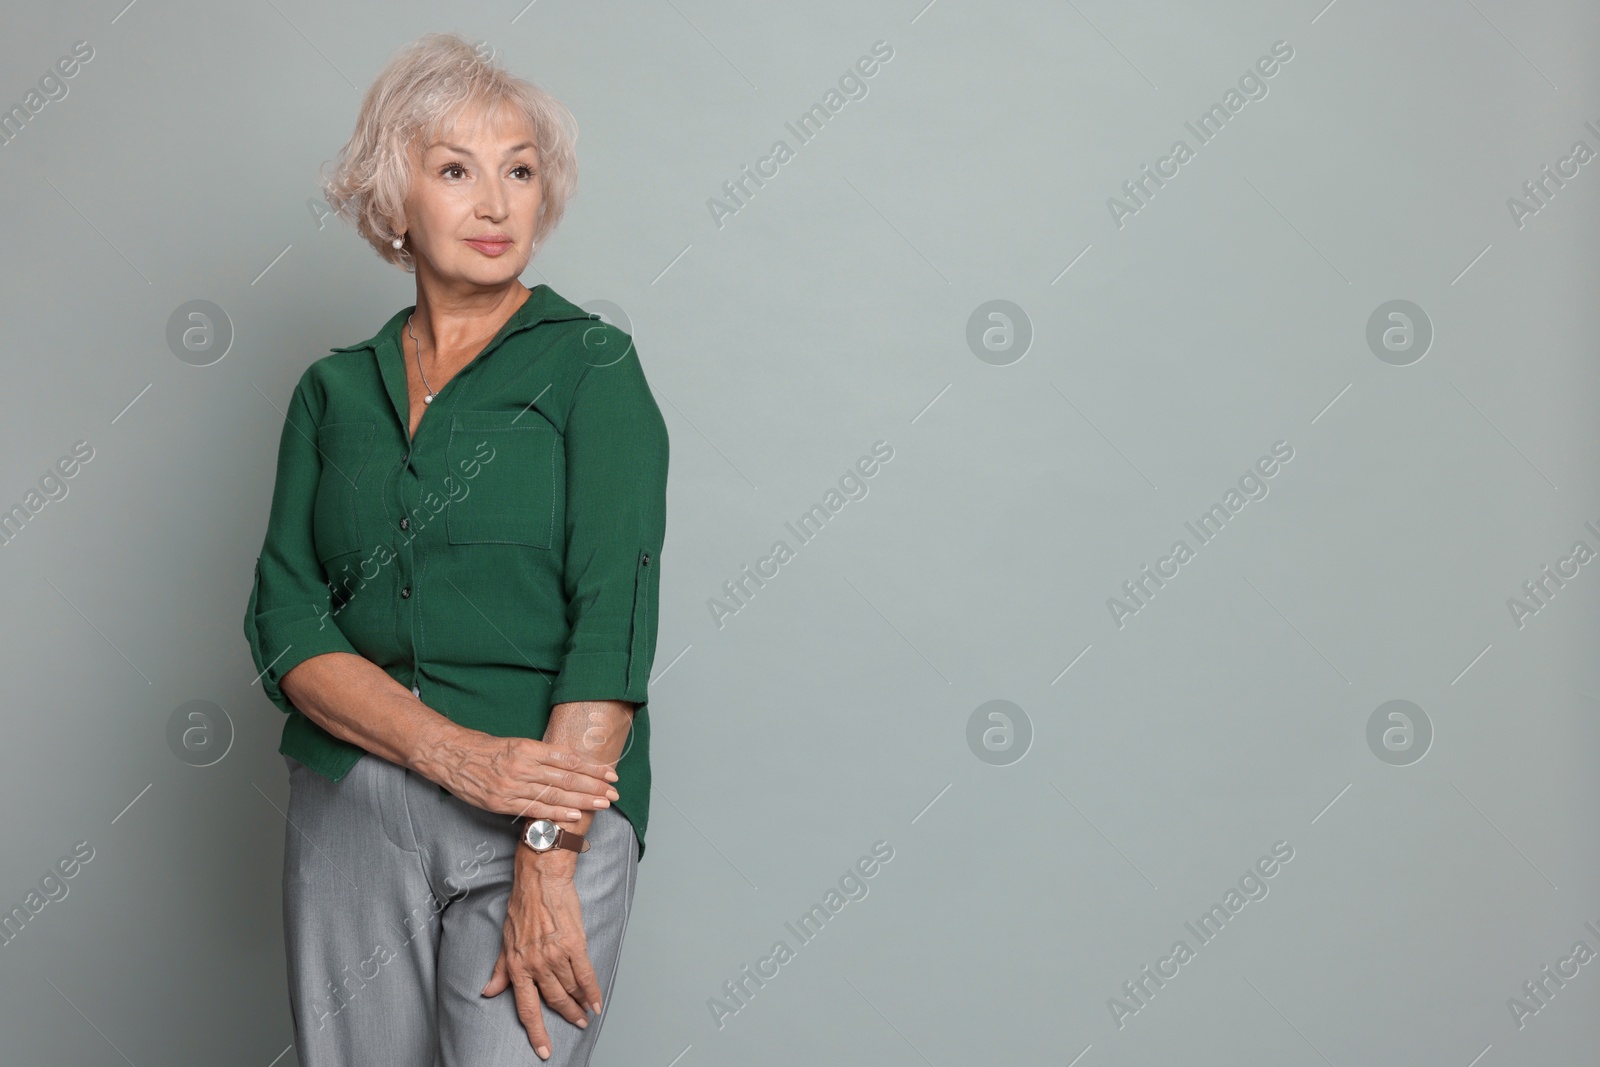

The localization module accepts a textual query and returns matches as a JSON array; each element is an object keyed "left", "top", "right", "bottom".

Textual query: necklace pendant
[{"left": 423, "top": 393, "right": 435, "bottom": 405}]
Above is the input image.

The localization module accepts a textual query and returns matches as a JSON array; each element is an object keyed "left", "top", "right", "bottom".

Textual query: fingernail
[
  {"left": 606, "top": 789, "right": 620, "bottom": 800},
  {"left": 536, "top": 1045, "right": 550, "bottom": 1059},
  {"left": 605, "top": 771, "right": 619, "bottom": 781},
  {"left": 576, "top": 1017, "right": 588, "bottom": 1028},
  {"left": 591, "top": 1000, "right": 602, "bottom": 1013},
  {"left": 568, "top": 810, "right": 581, "bottom": 819}
]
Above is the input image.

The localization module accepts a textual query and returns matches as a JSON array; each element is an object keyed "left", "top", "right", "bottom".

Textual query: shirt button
[
  {"left": 399, "top": 517, "right": 410, "bottom": 530},
  {"left": 402, "top": 452, "right": 409, "bottom": 464},
  {"left": 400, "top": 586, "right": 411, "bottom": 599}
]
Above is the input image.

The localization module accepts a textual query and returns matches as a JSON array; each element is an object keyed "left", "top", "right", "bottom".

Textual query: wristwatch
[{"left": 520, "top": 817, "right": 590, "bottom": 854}]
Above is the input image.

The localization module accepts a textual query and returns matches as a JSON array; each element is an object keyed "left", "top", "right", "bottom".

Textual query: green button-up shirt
[{"left": 242, "top": 284, "right": 668, "bottom": 859}]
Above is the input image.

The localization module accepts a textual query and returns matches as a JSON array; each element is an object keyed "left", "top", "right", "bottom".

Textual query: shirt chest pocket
[
  {"left": 445, "top": 411, "right": 559, "bottom": 550},
  {"left": 312, "top": 421, "right": 375, "bottom": 563}
]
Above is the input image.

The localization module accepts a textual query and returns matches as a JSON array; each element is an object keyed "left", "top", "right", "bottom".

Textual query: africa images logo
[{"left": 0, "top": 40, "right": 95, "bottom": 147}]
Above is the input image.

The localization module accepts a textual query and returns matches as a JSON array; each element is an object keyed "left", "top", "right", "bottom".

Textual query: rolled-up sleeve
[
  {"left": 548, "top": 335, "right": 670, "bottom": 708},
  {"left": 243, "top": 366, "right": 361, "bottom": 715}
]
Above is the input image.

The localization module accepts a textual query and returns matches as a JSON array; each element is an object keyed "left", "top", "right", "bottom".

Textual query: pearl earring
[{"left": 392, "top": 235, "right": 404, "bottom": 249}]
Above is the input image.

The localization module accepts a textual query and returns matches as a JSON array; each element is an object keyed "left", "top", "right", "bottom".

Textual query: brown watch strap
[{"left": 555, "top": 827, "right": 591, "bottom": 854}]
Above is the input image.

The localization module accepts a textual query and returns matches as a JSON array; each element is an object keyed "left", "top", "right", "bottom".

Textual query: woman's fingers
[
  {"left": 567, "top": 945, "right": 604, "bottom": 1018},
  {"left": 480, "top": 948, "right": 511, "bottom": 998},
  {"left": 530, "top": 954, "right": 591, "bottom": 1029},
  {"left": 507, "top": 966, "right": 554, "bottom": 1060},
  {"left": 486, "top": 949, "right": 558, "bottom": 1060},
  {"left": 517, "top": 800, "right": 588, "bottom": 822},
  {"left": 506, "top": 778, "right": 613, "bottom": 820},
  {"left": 539, "top": 741, "right": 620, "bottom": 784},
  {"left": 506, "top": 765, "right": 618, "bottom": 819},
  {"left": 519, "top": 744, "right": 619, "bottom": 798}
]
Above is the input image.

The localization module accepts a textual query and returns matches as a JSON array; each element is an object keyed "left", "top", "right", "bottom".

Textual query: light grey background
[{"left": 1, "top": 1, "right": 1597, "bottom": 1064}]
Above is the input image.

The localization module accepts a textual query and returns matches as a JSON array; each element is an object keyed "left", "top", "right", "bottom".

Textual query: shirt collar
[{"left": 329, "top": 283, "right": 596, "bottom": 355}]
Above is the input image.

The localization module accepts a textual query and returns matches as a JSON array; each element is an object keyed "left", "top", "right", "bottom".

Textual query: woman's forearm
[
  {"left": 538, "top": 700, "right": 635, "bottom": 839},
  {"left": 278, "top": 651, "right": 468, "bottom": 782}
]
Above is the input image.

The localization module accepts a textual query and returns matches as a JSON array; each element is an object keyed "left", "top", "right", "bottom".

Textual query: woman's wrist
[
  {"left": 407, "top": 715, "right": 479, "bottom": 789},
  {"left": 513, "top": 808, "right": 593, "bottom": 878},
  {"left": 516, "top": 835, "right": 579, "bottom": 880}
]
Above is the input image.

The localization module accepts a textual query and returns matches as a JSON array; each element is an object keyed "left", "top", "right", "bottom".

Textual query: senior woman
[{"left": 241, "top": 33, "right": 668, "bottom": 1066}]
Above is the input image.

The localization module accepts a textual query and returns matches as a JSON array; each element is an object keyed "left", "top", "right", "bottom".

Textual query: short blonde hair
[{"left": 320, "top": 32, "right": 579, "bottom": 271}]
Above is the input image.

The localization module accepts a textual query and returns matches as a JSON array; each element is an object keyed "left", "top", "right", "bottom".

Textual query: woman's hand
[
  {"left": 481, "top": 846, "right": 603, "bottom": 1061},
  {"left": 419, "top": 728, "right": 619, "bottom": 821},
  {"left": 276, "top": 658, "right": 620, "bottom": 821}
]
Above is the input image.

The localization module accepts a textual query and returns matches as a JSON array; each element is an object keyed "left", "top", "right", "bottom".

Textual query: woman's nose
[{"left": 475, "top": 178, "right": 509, "bottom": 218}]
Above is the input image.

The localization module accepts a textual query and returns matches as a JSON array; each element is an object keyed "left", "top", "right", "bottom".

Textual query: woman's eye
[
  {"left": 511, "top": 165, "right": 535, "bottom": 180},
  {"left": 441, "top": 163, "right": 466, "bottom": 179}
]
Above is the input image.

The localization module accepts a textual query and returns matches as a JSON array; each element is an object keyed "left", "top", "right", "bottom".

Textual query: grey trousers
[{"left": 281, "top": 752, "right": 639, "bottom": 1066}]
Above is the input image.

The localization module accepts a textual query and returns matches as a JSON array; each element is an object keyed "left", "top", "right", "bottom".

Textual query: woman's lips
[{"left": 465, "top": 237, "right": 513, "bottom": 256}]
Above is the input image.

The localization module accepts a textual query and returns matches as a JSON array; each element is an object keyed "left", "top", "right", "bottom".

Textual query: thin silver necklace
[{"left": 406, "top": 313, "right": 438, "bottom": 404}]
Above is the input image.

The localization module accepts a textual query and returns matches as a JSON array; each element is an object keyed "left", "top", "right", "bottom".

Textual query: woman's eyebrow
[{"left": 426, "top": 141, "right": 537, "bottom": 159}]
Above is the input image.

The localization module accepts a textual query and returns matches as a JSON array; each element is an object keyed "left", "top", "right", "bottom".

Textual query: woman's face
[{"left": 402, "top": 101, "right": 543, "bottom": 289}]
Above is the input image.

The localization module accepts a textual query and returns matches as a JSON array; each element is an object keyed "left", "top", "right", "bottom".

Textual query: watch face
[{"left": 525, "top": 819, "right": 559, "bottom": 851}]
